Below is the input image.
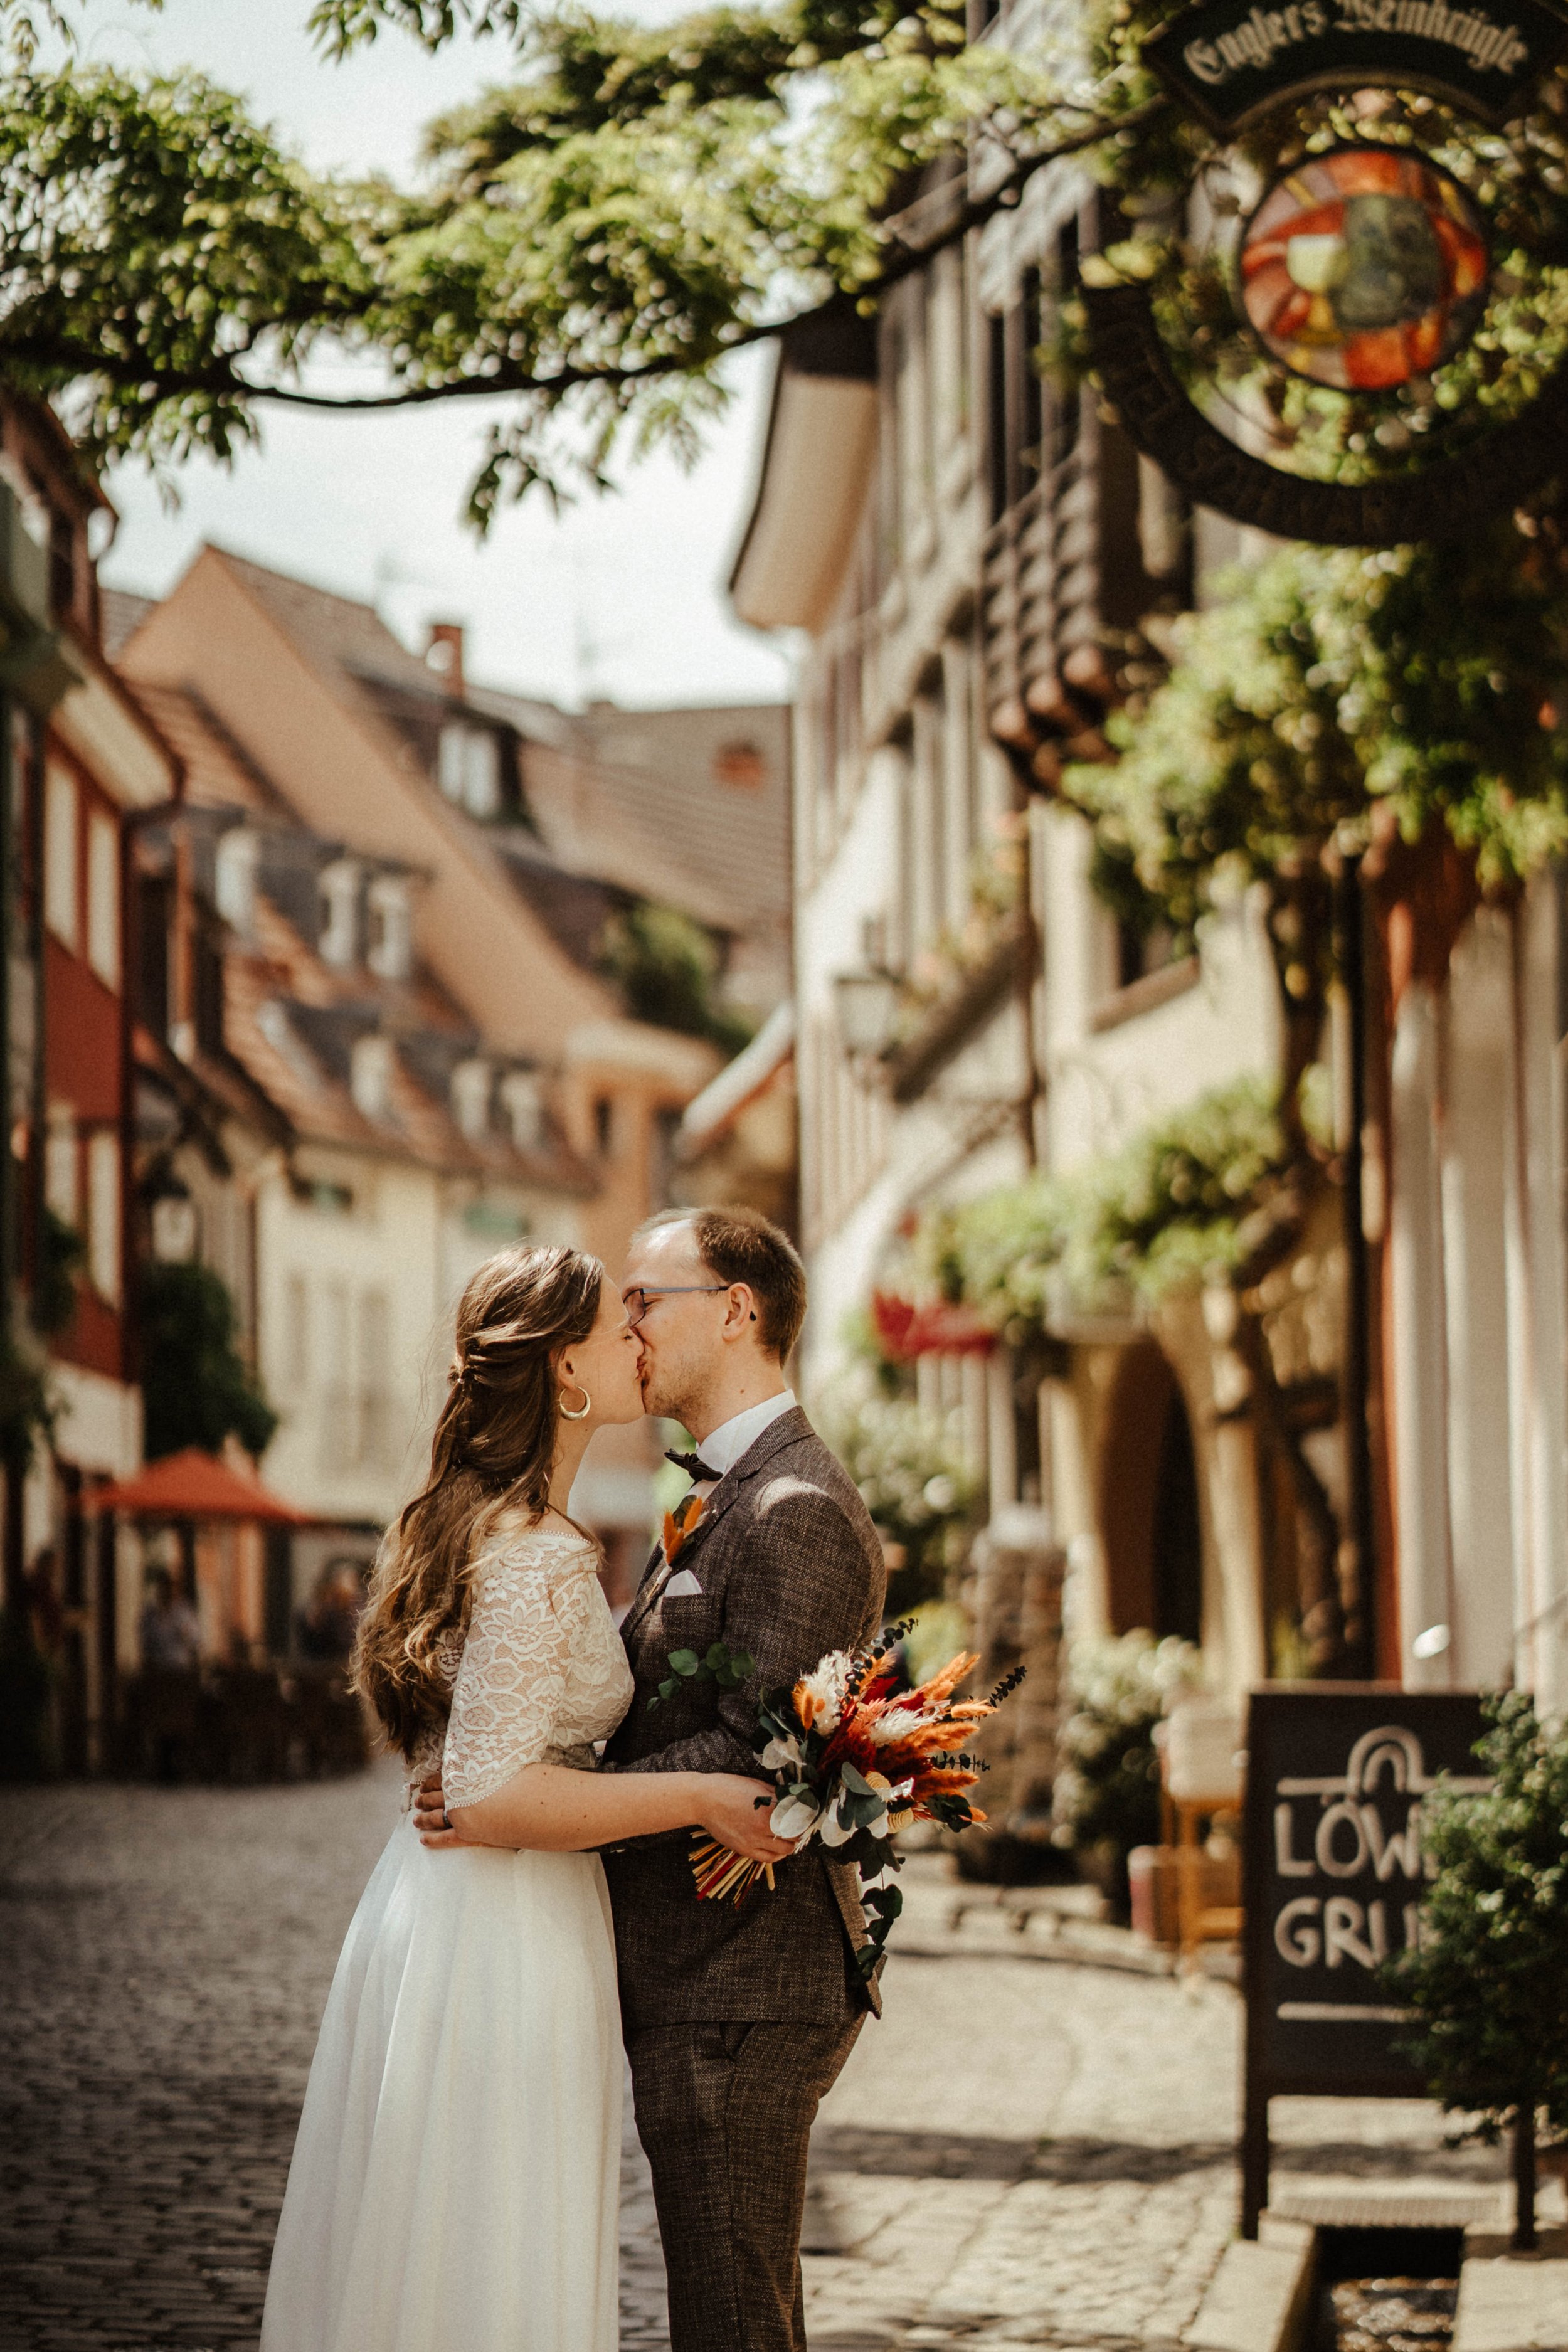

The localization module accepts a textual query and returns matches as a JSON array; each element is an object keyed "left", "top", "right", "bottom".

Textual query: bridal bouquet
[{"left": 659, "top": 1623, "right": 1024, "bottom": 1980}]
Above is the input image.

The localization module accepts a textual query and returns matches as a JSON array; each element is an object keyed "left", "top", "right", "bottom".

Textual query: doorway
[{"left": 1098, "top": 1341, "right": 1204, "bottom": 1644}]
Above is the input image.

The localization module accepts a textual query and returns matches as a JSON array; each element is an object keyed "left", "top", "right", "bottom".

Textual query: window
[
  {"left": 320, "top": 1279, "right": 352, "bottom": 1473},
  {"left": 86, "top": 1130, "right": 120, "bottom": 1303},
  {"left": 358, "top": 1290, "right": 393, "bottom": 1469},
  {"left": 1018, "top": 266, "right": 1044, "bottom": 492},
  {"left": 593, "top": 1096, "right": 614, "bottom": 1157},
  {"left": 438, "top": 725, "right": 501, "bottom": 820},
  {"left": 986, "top": 310, "right": 1008, "bottom": 525},
  {"left": 304, "top": 1176, "right": 353, "bottom": 1216},
  {"left": 318, "top": 859, "right": 359, "bottom": 968},
  {"left": 137, "top": 869, "right": 172, "bottom": 1036},
  {"left": 194, "top": 928, "right": 225, "bottom": 1056},
  {"left": 45, "top": 765, "right": 78, "bottom": 948},
  {"left": 85, "top": 810, "right": 119, "bottom": 987},
  {"left": 150, "top": 1193, "right": 198, "bottom": 1263},
  {"left": 1051, "top": 218, "right": 1081, "bottom": 472},
  {"left": 500, "top": 1069, "right": 544, "bottom": 1151},
  {"left": 215, "top": 828, "right": 258, "bottom": 935},
  {"left": 45, "top": 1111, "right": 77, "bottom": 1224},
  {"left": 652, "top": 1104, "right": 682, "bottom": 1208},
  {"left": 366, "top": 875, "right": 412, "bottom": 981},
  {"left": 350, "top": 1034, "right": 394, "bottom": 1122},
  {"left": 48, "top": 511, "right": 75, "bottom": 624},
  {"left": 450, "top": 1059, "right": 491, "bottom": 1140},
  {"left": 283, "top": 1273, "right": 309, "bottom": 1393}
]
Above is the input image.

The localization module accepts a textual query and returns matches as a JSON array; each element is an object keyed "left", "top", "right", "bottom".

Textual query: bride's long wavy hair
[{"left": 353, "top": 1242, "right": 603, "bottom": 1759}]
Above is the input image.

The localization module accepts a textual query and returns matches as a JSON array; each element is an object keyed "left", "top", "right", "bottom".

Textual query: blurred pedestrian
[
  {"left": 21, "top": 1545, "right": 66, "bottom": 1660},
  {"left": 295, "top": 1560, "right": 366, "bottom": 1662},
  {"left": 139, "top": 1566, "right": 201, "bottom": 1670}
]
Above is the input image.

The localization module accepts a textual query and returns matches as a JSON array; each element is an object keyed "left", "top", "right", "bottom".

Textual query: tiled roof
[
  {"left": 477, "top": 691, "right": 791, "bottom": 940},
  {"left": 215, "top": 547, "right": 455, "bottom": 718},
  {"left": 122, "top": 681, "right": 596, "bottom": 1197},
  {"left": 131, "top": 681, "right": 294, "bottom": 819},
  {"left": 101, "top": 588, "right": 157, "bottom": 662},
  {"left": 227, "top": 894, "right": 593, "bottom": 1192},
  {"left": 124, "top": 554, "right": 787, "bottom": 1009}
]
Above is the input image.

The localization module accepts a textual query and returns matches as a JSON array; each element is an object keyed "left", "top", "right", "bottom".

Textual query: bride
[{"left": 260, "top": 1242, "right": 791, "bottom": 2352}]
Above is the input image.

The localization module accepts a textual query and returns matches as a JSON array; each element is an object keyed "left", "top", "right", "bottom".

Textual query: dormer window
[
  {"left": 500, "top": 1069, "right": 544, "bottom": 1152},
  {"left": 451, "top": 1058, "right": 492, "bottom": 1141},
  {"left": 366, "top": 874, "right": 412, "bottom": 982},
  {"left": 319, "top": 858, "right": 359, "bottom": 969},
  {"left": 438, "top": 724, "right": 501, "bottom": 820},
  {"left": 351, "top": 1034, "right": 394, "bottom": 1121},
  {"left": 215, "top": 826, "right": 259, "bottom": 936}
]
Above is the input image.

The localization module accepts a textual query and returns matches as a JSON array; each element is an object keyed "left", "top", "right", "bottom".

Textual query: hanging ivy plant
[
  {"left": 919, "top": 1073, "right": 1300, "bottom": 1338},
  {"left": 139, "top": 1260, "right": 278, "bottom": 1462}
]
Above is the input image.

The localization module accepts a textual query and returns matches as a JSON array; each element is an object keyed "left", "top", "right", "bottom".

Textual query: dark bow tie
[{"left": 665, "top": 1448, "right": 723, "bottom": 1484}]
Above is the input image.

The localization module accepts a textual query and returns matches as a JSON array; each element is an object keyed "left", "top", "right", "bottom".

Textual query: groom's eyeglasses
[{"left": 623, "top": 1283, "right": 727, "bottom": 1328}]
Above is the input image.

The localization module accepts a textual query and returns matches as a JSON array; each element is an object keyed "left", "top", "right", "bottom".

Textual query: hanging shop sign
[
  {"left": 1083, "top": 268, "right": 1568, "bottom": 541},
  {"left": 1239, "top": 1686, "right": 1490, "bottom": 2235},
  {"left": 1144, "top": 0, "right": 1568, "bottom": 133},
  {"left": 1083, "top": 0, "right": 1568, "bottom": 541}
]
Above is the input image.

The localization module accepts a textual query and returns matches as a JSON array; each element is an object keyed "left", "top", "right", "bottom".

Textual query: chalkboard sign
[{"left": 1241, "top": 1685, "right": 1491, "bottom": 2233}]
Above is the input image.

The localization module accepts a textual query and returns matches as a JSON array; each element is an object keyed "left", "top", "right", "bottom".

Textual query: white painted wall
[
  {"left": 1441, "top": 914, "right": 1518, "bottom": 1691},
  {"left": 257, "top": 1152, "right": 448, "bottom": 1525}
]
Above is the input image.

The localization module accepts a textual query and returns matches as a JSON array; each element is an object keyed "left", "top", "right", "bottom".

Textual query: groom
[{"left": 422, "top": 1206, "right": 886, "bottom": 2352}]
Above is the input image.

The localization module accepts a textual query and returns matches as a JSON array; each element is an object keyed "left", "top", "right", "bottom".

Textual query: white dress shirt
[{"left": 691, "top": 1388, "right": 797, "bottom": 1493}]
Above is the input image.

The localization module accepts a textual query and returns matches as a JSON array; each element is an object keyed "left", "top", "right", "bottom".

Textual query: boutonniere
[{"left": 661, "top": 1491, "right": 704, "bottom": 1569}]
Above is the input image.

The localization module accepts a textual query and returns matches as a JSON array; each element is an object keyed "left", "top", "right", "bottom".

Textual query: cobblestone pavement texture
[{"left": 2, "top": 1766, "right": 1507, "bottom": 2352}]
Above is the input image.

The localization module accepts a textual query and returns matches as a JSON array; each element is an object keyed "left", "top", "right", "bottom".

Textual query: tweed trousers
[{"left": 627, "top": 2014, "right": 865, "bottom": 2352}]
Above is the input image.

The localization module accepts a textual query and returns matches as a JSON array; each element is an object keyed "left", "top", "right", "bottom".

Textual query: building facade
[
  {"left": 115, "top": 552, "right": 784, "bottom": 1599},
  {"left": 735, "top": 93, "right": 1568, "bottom": 1714}
]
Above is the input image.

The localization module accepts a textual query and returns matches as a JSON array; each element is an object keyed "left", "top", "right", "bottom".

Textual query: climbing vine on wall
[{"left": 919, "top": 1073, "right": 1301, "bottom": 1338}]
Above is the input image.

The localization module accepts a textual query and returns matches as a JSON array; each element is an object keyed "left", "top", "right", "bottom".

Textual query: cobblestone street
[{"left": 1, "top": 1766, "right": 1500, "bottom": 2352}]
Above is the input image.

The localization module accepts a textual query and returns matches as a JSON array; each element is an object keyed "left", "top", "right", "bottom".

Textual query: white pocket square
[{"left": 664, "top": 1568, "right": 704, "bottom": 1597}]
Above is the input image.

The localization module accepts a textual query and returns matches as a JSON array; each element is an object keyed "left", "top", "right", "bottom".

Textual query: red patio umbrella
[{"left": 93, "top": 1447, "right": 316, "bottom": 1524}]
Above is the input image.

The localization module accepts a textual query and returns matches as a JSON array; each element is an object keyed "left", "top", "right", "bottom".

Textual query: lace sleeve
[{"left": 442, "top": 1544, "right": 571, "bottom": 1809}]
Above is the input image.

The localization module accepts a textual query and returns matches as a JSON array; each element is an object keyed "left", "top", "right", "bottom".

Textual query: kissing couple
[{"left": 259, "top": 1206, "right": 887, "bottom": 2352}]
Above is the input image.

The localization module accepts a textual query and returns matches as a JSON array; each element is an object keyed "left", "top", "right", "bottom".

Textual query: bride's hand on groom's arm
[
  {"left": 694, "top": 1776, "right": 796, "bottom": 1865},
  {"left": 414, "top": 1762, "right": 793, "bottom": 1862}
]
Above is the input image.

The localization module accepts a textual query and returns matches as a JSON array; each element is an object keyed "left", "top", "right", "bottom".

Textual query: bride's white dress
[{"left": 260, "top": 1521, "right": 635, "bottom": 2352}]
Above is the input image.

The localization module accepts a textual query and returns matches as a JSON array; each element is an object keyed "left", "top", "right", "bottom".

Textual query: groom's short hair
[{"left": 637, "top": 1206, "right": 807, "bottom": 1363}]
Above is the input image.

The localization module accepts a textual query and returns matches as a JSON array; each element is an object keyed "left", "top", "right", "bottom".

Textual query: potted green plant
[
  {"left": 1384, "top": 1693, "right": 1568, "bottom": 2251},
  {"left": 1051, "top": 1630, "right": 1202, "bottom": 1916}
]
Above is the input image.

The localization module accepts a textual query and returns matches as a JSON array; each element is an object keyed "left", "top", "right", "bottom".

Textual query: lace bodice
[{"left": 411, "top": 1521, "right": 633, "bottom": 1810}]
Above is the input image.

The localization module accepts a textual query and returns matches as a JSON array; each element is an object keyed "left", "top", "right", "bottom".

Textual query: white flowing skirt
[{"left": 260, "top": 1816, "right": 622, "bottom": 2352}]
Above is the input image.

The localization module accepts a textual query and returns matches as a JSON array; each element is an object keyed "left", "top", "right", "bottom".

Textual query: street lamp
[{"left": 832, "top": 966, "right": 901, "bottom": 1061}]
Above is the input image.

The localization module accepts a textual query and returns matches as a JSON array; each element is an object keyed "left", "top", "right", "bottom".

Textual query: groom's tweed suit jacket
[{"left": 600, "top": 1406, "right": 886, "bottom": 2030}]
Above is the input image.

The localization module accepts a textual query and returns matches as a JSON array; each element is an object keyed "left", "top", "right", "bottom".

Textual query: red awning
[
  {"left": 872, "top": 1290, "right": 997, "bottom": 1361},
  {"left": 93, "top": 1447, "right": 315, "bottom": 1525}
]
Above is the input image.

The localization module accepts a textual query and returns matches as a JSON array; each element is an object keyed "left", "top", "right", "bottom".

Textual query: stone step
[{"left": 1185, "top": 2218, "right": 1316, "bottom": 2352}]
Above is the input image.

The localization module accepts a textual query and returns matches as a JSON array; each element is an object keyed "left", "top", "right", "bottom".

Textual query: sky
[{"left": 65, "top": 0, "right": 792, "bottom": 711}]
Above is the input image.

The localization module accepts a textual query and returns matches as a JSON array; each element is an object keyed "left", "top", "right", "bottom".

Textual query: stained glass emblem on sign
[{"left": 1239, "top": 146, "right": 1490, "bottom": 389}]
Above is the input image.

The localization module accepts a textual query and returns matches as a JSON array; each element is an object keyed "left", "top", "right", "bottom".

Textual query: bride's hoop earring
[{"left": 559, "top": 1382, "right": 591, "bottom": 1421}]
